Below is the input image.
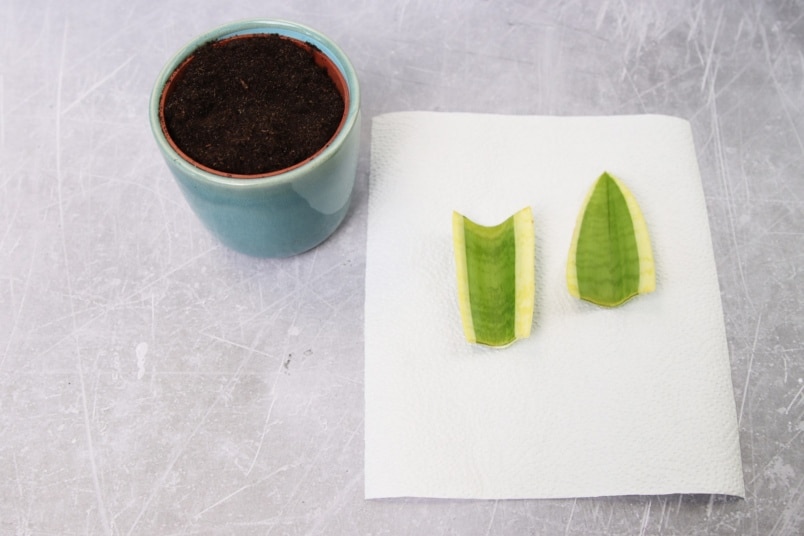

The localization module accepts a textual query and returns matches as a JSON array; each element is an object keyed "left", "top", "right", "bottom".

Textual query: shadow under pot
[{"left": 149, "top": 19, "right": 361, "bottom": 258}]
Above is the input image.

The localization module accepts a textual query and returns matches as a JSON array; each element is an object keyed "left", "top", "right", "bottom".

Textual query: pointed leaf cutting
[
  {"left": 453, "top": 207, "right": 535, "bottom": 347},
  {"left": 566, "top": 172, "right": 655, "bottom": 307}
]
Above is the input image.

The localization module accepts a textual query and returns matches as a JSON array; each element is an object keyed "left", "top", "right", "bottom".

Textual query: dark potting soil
[{"left": 162, "top": 34, "right": 344, "bottom": 176}]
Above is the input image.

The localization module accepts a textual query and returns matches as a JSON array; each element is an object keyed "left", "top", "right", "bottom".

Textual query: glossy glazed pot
[{"left": 149, "top": 19, "right": 361, "bottom": 257}]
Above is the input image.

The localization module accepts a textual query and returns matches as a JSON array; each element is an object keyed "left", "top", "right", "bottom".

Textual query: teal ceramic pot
[{"left": 149, "top": 19, "right": 361, "bottom": 257}]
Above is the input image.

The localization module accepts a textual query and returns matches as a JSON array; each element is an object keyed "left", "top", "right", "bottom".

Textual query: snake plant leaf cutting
[
  {"left": 566, "top": 172, "right": 655, "bottom": 307},
  {"left": 452, "top": 207, "right": 535, "bottom": 347}
]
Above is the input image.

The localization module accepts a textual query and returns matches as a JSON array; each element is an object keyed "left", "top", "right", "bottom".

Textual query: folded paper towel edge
[
  {"left": 364, "top": 485, "right": 747, "bottom": 501},
  {"left": 371, "top": 110, "right": 695, "bottom": 127}
]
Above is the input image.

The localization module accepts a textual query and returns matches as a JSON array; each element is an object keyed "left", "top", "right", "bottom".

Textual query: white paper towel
[{"left": 364, "top": 112, "right": 745, "bottom": 500}]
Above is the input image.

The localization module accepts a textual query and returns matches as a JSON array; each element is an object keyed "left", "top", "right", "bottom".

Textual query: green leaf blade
[
  {"left": 568, "top": 172, "right": 655, "bottom": 307},
  {"left": 453, "top": 207, "right": 535, "bottom": 347},
  {"left": 463, "top": 216, "right": 518, "bottom": 346}
]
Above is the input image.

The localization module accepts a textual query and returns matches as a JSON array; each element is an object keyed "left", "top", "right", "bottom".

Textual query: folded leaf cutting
[
  {"left": 566, "top": 172, "right": 655, "bottom": 307},
  {"left": 452, "top": 207, "right": 535, "bottom": 347}
]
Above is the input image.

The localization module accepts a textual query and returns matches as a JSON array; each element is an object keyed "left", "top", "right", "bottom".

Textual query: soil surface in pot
[{"left": 163, "top": 34, "right": 344, "bottom": 176}]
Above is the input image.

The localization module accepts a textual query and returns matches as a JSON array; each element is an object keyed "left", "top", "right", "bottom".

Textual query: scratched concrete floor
[{"left": 0, "top": 1, "right": 802, "bottom": 534}]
